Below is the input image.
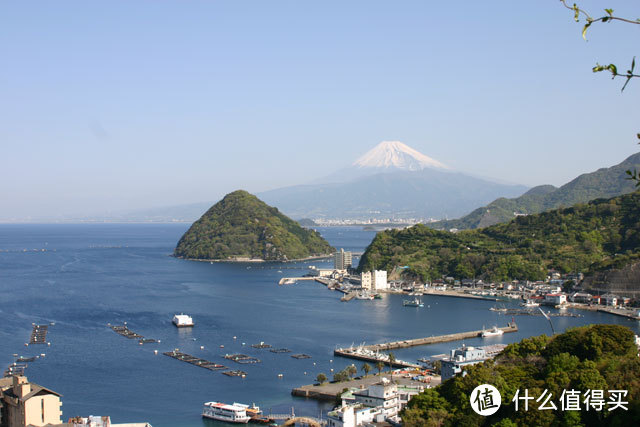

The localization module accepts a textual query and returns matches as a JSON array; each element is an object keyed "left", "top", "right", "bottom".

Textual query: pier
[
  {"left": 29, "top": 324, "right": 48, "bottom": 344},
  {"left": 334, "top": 323, "right": 518, "bottom": 367},
  {"left": 163, "top": 349, "right": 227, "bottom": 371}
]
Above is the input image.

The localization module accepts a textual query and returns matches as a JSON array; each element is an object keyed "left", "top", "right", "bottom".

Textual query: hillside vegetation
[
  {"left": 402, "top": 324, "right": 640, "bottom": 426},
  {"left": 433, "top": 152, "right": 640, "bottom": 230},
  {"left": 174, "top": 190, "right": 334, "bottom": 261},
  {"left": 358, "top": 192, "right": 640, "bottom": 281}
]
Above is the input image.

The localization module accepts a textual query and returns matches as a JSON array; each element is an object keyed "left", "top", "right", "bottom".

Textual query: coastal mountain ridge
[
  {"left": 432, "top": 152, "right": 640, "bottom": 230},
  {"left": 174, "top": 190, "right": 334, "bottom": 261},
  {"left": 359, "top": 191, "right": 640, "bottom": 286}
]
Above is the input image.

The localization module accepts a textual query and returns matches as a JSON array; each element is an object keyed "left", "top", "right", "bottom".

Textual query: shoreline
[{"left": 174, "top": 254, "right": 334, "bottom": 263}]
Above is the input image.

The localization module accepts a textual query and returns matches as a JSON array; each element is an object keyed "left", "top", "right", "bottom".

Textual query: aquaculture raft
[
  {"left": 251, "top": 342, "right": 272, "bottom": 349},
  {"left": 222, "top": 370, "right": 247, "bottom": 377},
  {"left": 29, "top": 325, "right": 48, "bottom": 344},
  {"left": 270, "top": 348, "right": 291, "bottom": 353},
  {"left": 163, "top": 349, "right": 227, "bottom": 371},
  {"left": 110, "top": 324, "right": 144, "bottom": 339},
  {"left": 223, "top": 353, "right": 261, "bottom": 364},
  {"left": 291, "top": 354, "right": 311, "bottom": 359}
]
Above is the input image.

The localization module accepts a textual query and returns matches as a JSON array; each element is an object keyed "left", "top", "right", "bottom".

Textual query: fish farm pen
[{"left": 163, "top": 349, "right": 227, "bottom": 371}]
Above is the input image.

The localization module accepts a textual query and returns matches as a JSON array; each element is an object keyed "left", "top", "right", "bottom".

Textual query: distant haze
[{"left": 1, "top": 1, "right": 638, "bottom": 220}]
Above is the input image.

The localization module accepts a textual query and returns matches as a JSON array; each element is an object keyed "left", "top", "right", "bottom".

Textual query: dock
[
  {"left": 29, "top": 324, "right": 48, "bottom": 344},
  {"left": 163, "top": 349, "right": 227, "bottom": 371},
  {"left": 292, "top": 375, "right": 435, "bottom": 401},
  {"left": 334, "top": 323, "right": 518, "bottom": 367}
]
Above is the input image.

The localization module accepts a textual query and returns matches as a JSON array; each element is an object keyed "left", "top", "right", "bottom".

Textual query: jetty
[
  {"left": 334, "top": 323, "right": 518, "bottom": 366},
  {"left": 292, "top": 375, "right": 435, "bottom": 401},
  {"left": 29, "top": 324, "right": 48, "bottom": 344},
  {"left": 163, "top": 349, "right": 227, "bottom": 371}
]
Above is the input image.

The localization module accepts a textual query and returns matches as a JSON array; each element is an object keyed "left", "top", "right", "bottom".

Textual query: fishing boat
[
  {"left": 373, "top": 293, "right": 382, "bottom": 299},
  {"left": 403, "top": 297, "right": 424, "bottom": 307},
  {"left": 489, "top": 305, "right": 508, "bottom": 312},
  {"left": 355, "top": 291, "right": 374, "bottom": 300},
  {"left": 172, "top": 313, "right": 194, "bottom": 328},
  {"left": 481, "top": 326, "right": 504, "bottom": 337},
  {"left": 521, "top": 300, "right": 539, "bottom": 308},
  {"left": 202, "top": 402, "right": 251, "bottom": 423}
]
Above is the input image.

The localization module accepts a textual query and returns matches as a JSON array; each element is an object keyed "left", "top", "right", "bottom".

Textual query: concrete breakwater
[{"left": 334, "top": 323, "right": 518, "bottom": 367}]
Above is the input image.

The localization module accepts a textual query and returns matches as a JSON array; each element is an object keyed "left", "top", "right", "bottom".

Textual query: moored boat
[
  {"left": 202, "top": 402, "right": 251, "bottom": 423},
  {"left": 481, "top": 326, "right": 504, "bottom": 337},
  {"left": 172, "top": 313, "right": 194, "bottom": 327},
  {"left": 403, "top": 297, "right": 424, "bottom": 307}
]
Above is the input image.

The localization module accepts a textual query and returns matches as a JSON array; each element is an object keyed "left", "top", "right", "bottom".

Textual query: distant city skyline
[{"left": 1, "top": 1, "right": 638, "bottom": 219}]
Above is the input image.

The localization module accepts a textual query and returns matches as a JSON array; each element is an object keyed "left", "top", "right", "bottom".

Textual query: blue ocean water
[{"left": 0, "top": 224, "right": 637, "bottom": 426}]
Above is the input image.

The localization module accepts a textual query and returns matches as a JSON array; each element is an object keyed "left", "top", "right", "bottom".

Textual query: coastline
[{"left": 174, "top": 253, "right": 334, "bottom": 263}]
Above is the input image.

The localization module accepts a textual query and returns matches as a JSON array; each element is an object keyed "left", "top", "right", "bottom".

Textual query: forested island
[
  {"left": 174, "top": 190, "right": 334, "bottom": 261},
  {"left": 359, "top": 192, "right": 640, "bottom": 281}
]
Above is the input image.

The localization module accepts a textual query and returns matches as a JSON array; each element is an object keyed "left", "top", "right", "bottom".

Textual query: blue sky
[{"left": 1, "top": 1, "right": 638, "bottom": 219}]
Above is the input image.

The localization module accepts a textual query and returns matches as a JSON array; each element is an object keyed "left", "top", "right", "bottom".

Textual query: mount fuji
[{"left": 258, "top": 141, "right": 528, "bottom": 220}]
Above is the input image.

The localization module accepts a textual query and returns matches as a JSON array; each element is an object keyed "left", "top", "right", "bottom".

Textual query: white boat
[
  {"left": 282, "top": 278, "right": 297, "bottom": 285},
  {"left": 172, "top": 313, "right": 194, "bottom": 328},
  {"left": 355, "top": 291, "right": 374, "bottom": 300},
  {"left": 481, "top": 326, "right": 504, "bottom": 337},
  {"left": 202, "top": 402, "right": 250, "bottom": 423},
  {"left": 521, "top": 301, "right": 539, "bottom": 307},
  {"left": 403, "top": 298, "right": 424, "bottom": 307}
]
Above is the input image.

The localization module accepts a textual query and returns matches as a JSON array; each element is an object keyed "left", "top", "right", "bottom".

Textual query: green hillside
[
  {"left": 358, "top": 192, "right": 640, "bottom": 281},
  {"left": 402, "top": 324, "right": 640, "bottom": 426},
  {"left": 174, "top": 190, "right": 334, "bottom": 261},
  {"left": 434, "top": 152, "right": 640, "bottom": 230}
]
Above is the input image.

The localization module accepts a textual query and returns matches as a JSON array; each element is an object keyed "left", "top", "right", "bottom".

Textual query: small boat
[
  {"left": 172, "top": 313, "right": 194, "bottom": 328},
  {"left": 355, "top": 291, "right": 374, "bottom": 300},
  {"left": 403, "top": 298, "right": 424, "bottom": 307},
  {"left": 373, "top": 293, "right": 382, "bottom": 299},
  {"left": 202, "top": 402, "right": 250, "bottom": 423},
  {"left": 282, "top": 278, "right": 296, "bottom": 285},
  {"left": 489, "top": 305, "right": 508, "bottom": 312},
  {"left": 521, "top": 301, "right": 539, "bottom": 307},
  {"left": 481, "top": 326, "right": 504, "bottom": 337}
]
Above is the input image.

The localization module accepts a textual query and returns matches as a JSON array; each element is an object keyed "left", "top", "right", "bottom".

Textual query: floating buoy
[
  {"left": 200, "top": 346, "right": 204, "bottom": 350},
  {"left": 40, "top": 353, "right": 45, "bottom": 357},
  {"left": 193, "top": 338, "right": 197, "bottom": 341},
  {"left": 154, "top": 350, "right": 158, "bottom": 355},
  {"left": 233, "top": 336, "right": 237, "bottom": 340},
  {"left": 330, "top": 368, "right": 334, "bottom": 372},
  {"left": 278, "top": 374, "right": 283, "bottom": 377},
  {"left": 304, "top": 372, "right": 307, "bottom": 375},
  {"left": 47, "top": 342, "right": 51, "bottom": 346},
  {"left": 329, "top": 359, "right": 333, "bottom": 363},
  {"left": 220, "top": 345, "right": 224, "bottom": 348},
  {"left": 313, "top": 362, "right": 316, "bottom": 366},
  {"left": 242, "top": 342, "right": 245, "bottom": 346}
]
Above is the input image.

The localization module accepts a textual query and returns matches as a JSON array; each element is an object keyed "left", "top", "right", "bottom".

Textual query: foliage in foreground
[{"left": 402, "top": 324, "right": 640, "bottom": 426}]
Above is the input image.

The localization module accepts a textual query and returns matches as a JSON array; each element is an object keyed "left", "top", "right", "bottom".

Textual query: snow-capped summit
[{"left": 353, "top": 141, "right": 448, "bottom": 171}]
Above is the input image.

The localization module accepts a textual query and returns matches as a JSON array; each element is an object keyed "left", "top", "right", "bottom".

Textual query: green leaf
[
  {"left": 604, "top": 9, "right": 614, "bottom": 16},
  {"left": 607, "top": 64, "right": 618, "bottom": 76},
  {"left": 582, "top": 22, "right": 591, "bottom": 40},
  {"left": 636, "top": 133, "right": 640, "bottom": 141},
  {"left": 632, "top": 57, "right": 636, "bottom": 73}
]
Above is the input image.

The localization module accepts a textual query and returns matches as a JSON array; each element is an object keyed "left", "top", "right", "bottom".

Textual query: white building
[
  {"left": 352, "top": 378, "right": 399, "bottom": 418},
  {"left": 602, "top": 294, "right": 619, "bottom": 306},
  {"left": 371, "top": 270, "right": 388, "bottom": 290},
  {"left": 334, "top": 249, "right": 352, "bottom": 270},
  {"left": 441, "top": 345, "right": 488, "bottom": 381},
  {"left": 544, "top": 293, "right": 567, "bottom": 305},
  {"left": 360, "top": 271, "right": 372, "bottom": 290},
  {"left": 326, "top": 403, "right": 383, "bottom": 427}
]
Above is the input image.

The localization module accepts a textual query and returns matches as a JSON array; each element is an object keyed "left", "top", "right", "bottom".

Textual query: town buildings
[
  {"left": 0, "top": 375, "right": 62, "bottom": 427},
  {"left": 334, "top": 249, "right": 352, "bottom": 270}
]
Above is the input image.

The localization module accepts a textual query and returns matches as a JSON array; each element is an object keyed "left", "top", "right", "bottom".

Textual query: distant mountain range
[
  {"left": 258, "top": 141, "right": 528, "bottom": 220},
  {"left": 433, "top": 152, "right": 640, "bottom": 230}
]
